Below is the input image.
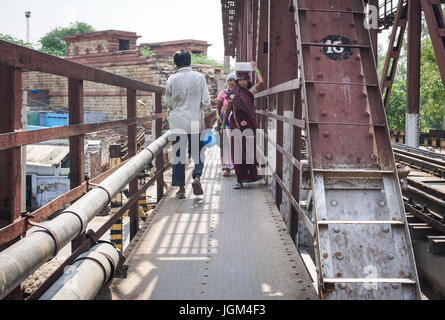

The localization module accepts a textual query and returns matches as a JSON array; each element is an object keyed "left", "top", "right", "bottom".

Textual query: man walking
[{"left": 165, "top": 50, "right": 213, "bottom": 199}]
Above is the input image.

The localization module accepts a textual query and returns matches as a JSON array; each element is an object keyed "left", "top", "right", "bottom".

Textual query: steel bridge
[{"left": 1, "top": 0, "right": 445, "bottom": 300}]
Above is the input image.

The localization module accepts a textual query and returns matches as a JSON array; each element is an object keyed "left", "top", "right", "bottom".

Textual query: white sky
[{"left": 0, "top": 0, "right": 225, "bottom": 62}]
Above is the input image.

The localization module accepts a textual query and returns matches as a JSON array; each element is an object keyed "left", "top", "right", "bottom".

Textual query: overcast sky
[{"left": 0, "top": 0, "right": 225, "bottom": 62}]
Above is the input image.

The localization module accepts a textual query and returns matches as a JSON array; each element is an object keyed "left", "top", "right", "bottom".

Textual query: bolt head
[
  {"left": 326, "top": 153, "right": 333, "bottom": 160},
  {"left": 387, "top": 253, "right": 394, "bottom": 260},
  {"left": 331, "top": 200, "right": 337, "bottom": 207},
  {"left": 379, "top": 201, "right": 386, "bottom": 207},
  {"left": 382, "top": 225, "right": 390, "bottom": 233},
  {"left": 339, "top": 283, "right": 346, "bottom": 289},
  {"left": 333, "top": 226, "right": 341, "bottom": 233},
  {"left": 391, "top": 283, "right": 399, "bottom": 289},
  {"left": 335, "top": 252, "right": 344, "bottom": 260}
]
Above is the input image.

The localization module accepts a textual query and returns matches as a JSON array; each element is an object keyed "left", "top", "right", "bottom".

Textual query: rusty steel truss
[
  {"left": 381, "top": 0, "right": 445, "bottom": 111},
  {"left": 221, "top": 0, "right": 423, "bottom": 299}
]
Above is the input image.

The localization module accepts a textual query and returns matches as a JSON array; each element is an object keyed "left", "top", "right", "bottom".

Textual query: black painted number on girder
[{"left": 320, "top": 35, "right": 353, "bottom": 61}]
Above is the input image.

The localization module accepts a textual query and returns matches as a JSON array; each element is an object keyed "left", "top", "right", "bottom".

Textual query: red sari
[{"left": 228, "top": 83, "right": 261, "bottom": 183}]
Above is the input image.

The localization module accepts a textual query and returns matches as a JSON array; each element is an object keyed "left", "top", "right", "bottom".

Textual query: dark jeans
[{"left": 171, "top": 133, "right": 205, "bottom": 186}]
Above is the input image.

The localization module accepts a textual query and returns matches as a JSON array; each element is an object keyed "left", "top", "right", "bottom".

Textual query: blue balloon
[{"left": 202, "top": 129, "right": 217, "bottom": 147}]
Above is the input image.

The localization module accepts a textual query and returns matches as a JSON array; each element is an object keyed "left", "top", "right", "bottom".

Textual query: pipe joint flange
[
  {"left": 29, "top": 223, "right": 61, "bottom": 260},
  {"left": 95, "top": 240, "right": 124, "bottom": 282},
  {"left": 94, "top": 185, "right": 113, "bottom": 205},
  {"left": 73, "top": 252, "right": 111, "bottom": 287},
  {"left": 63, "top": 210, "right": 89, "bottom": 236},
  {"left": 142, "top": 146, "right": 155, "bottom": 159}
]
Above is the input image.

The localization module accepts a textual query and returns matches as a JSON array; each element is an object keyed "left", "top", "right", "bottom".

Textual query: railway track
[{"left": 392, "top": 143, "right": 445, "bottom": 255}]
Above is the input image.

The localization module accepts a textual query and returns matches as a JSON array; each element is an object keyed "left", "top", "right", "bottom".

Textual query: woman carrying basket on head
[{"left": 221, "top": 61, "right": 264, "bottom": 189}]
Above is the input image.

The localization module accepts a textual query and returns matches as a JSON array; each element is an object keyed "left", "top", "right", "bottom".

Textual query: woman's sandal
[
  {"left": 246, "top": 176, "right": 263, "bottom": 183},
  {"left": 234, "top": 182, "right": 243, "bottom": 189}
]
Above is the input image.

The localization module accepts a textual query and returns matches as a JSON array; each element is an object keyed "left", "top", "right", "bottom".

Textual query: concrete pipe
[
  {"left": 40, "top": 242, "right": 119, "bottom": 300},
  {"left": 0, "top": 131, "right": 171, "bottom": 300}
]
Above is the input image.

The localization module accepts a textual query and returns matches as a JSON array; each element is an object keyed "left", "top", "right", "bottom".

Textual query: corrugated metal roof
[{"left": 26, "top": 144, "right": 69, "bottom": 167}]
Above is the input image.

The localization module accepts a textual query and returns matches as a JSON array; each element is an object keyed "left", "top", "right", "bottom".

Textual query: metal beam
[
  {"left": 155, "top": 93, "right": 164, "bottom": 203},
  {"left": 127, "top": 89, "right": 138, "bottom": 240},
  {"left": 0, "top": 65, "right": 22, "bottom": 228},
  {"left": 0, "top": 40, "right": 163, "bottom": 93},
  {"left": 68, "top": 78, "right": 85, "bottom": 252},
  {"left": 0, "top": 114, "right": 166, "bottom": 151}
]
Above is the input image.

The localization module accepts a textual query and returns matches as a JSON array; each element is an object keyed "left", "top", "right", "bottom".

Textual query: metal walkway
[{"left": 97, "top": 147, "right": 318, "bottom": 300}]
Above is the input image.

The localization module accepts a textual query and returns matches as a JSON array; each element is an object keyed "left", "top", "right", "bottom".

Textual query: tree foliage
[
  {"left": 382, "top": 14, "right": 445, "bottom": 132},
  {"left": 0, "top": 33, "right": 34, "bottom": 49},
  {"left": 39, "top": 21, "right": 95, "bottom": 56},
  {"left": 140, "top": 46, "right": 157, "bottom": 58}
]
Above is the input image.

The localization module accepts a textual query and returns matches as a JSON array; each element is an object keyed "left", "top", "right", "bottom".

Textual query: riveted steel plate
[
  {"left": 324, "top": 282, "right": 418, "bottom": 300},
  {"left": 294, "top": 0, "right": 421, "bottom": 299}
]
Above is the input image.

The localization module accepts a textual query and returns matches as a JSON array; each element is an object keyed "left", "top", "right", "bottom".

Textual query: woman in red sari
[{"left": 221, "top": 62, "right": 264, "bottom": 189}]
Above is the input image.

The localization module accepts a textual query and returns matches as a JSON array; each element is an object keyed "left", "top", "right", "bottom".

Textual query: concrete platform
[{"left": 97, "top": 147, "right": 318, "bottom": 300}]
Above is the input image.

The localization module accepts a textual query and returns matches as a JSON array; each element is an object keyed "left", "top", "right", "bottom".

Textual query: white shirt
[{"left": 165, "top": 67, "right": 212, "bottom": 134}]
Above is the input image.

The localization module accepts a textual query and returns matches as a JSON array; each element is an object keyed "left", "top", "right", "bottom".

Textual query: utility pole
[{"left": 25, "top": 11, "right": 31, "bottom": 43}]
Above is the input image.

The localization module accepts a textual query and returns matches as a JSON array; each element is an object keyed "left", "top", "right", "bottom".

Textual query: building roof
[
  {"left": 26, "top": 144, "right": 69, "bottom": 167},
  {"left": 63, "top": 30, "right": 140, "bottom": 41},
  {"left": 142, "top": 39, "right": 211, "bottom": 48}
]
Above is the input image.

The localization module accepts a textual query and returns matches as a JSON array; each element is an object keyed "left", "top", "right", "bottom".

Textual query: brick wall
[{"left": 22, "top": 61, "right": 225, "bottom": 121}]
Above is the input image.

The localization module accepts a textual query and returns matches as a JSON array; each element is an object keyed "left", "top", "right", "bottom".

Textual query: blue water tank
[{"left": 43, "top": 113, "right": 69, "bottom": 127}]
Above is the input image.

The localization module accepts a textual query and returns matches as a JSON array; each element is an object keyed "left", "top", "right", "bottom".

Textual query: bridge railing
[
  {"left": 0, "top": 40, "right": 169, "bottom": 299},
  {"left": 254, "top": 79, "right": 315, "bottom": 243}
]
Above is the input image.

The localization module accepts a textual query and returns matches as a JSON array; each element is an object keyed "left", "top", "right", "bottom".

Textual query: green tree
[
  {"left": 419, "top": 37, "right": 445, "bottom": 131},
  {"left": 0, "top": 33, "right": 34, "bottom": 49},
  {"left": 39, "top": 21, "right": 95, "bottom": 56},
  {"left": 384, "top": 12, "right": 445, "bottom": 132},
  {"left": 386, "top": 81, "right": 407, "bottom": 131}
]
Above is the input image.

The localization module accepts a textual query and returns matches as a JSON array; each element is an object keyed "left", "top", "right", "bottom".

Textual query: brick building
[
  {"left": 22, "top": 30, "right": 224, "bottom": 122},
  {"left": 139, "top": 39, "right": 211, "bottom": 59}
]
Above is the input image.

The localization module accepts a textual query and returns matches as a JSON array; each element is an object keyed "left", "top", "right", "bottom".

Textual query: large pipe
[
  {"left": 40, "top": 242, "right": 119, "bottom": 300},
  {"left": 0, "top": 131, "right": 171, "bottom": 299}
]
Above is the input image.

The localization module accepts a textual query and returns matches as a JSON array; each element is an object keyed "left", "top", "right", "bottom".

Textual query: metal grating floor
[{"left": 98, "top": 147, "right": 318, "bottom": 300}]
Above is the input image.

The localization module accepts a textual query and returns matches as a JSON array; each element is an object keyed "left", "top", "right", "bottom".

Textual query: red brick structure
[
  {"left": 63, "top": 30, "right": 148, "bottom": 67},
  {"left": 139, "top": 40, "right": 211, "bottom": 59}
]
